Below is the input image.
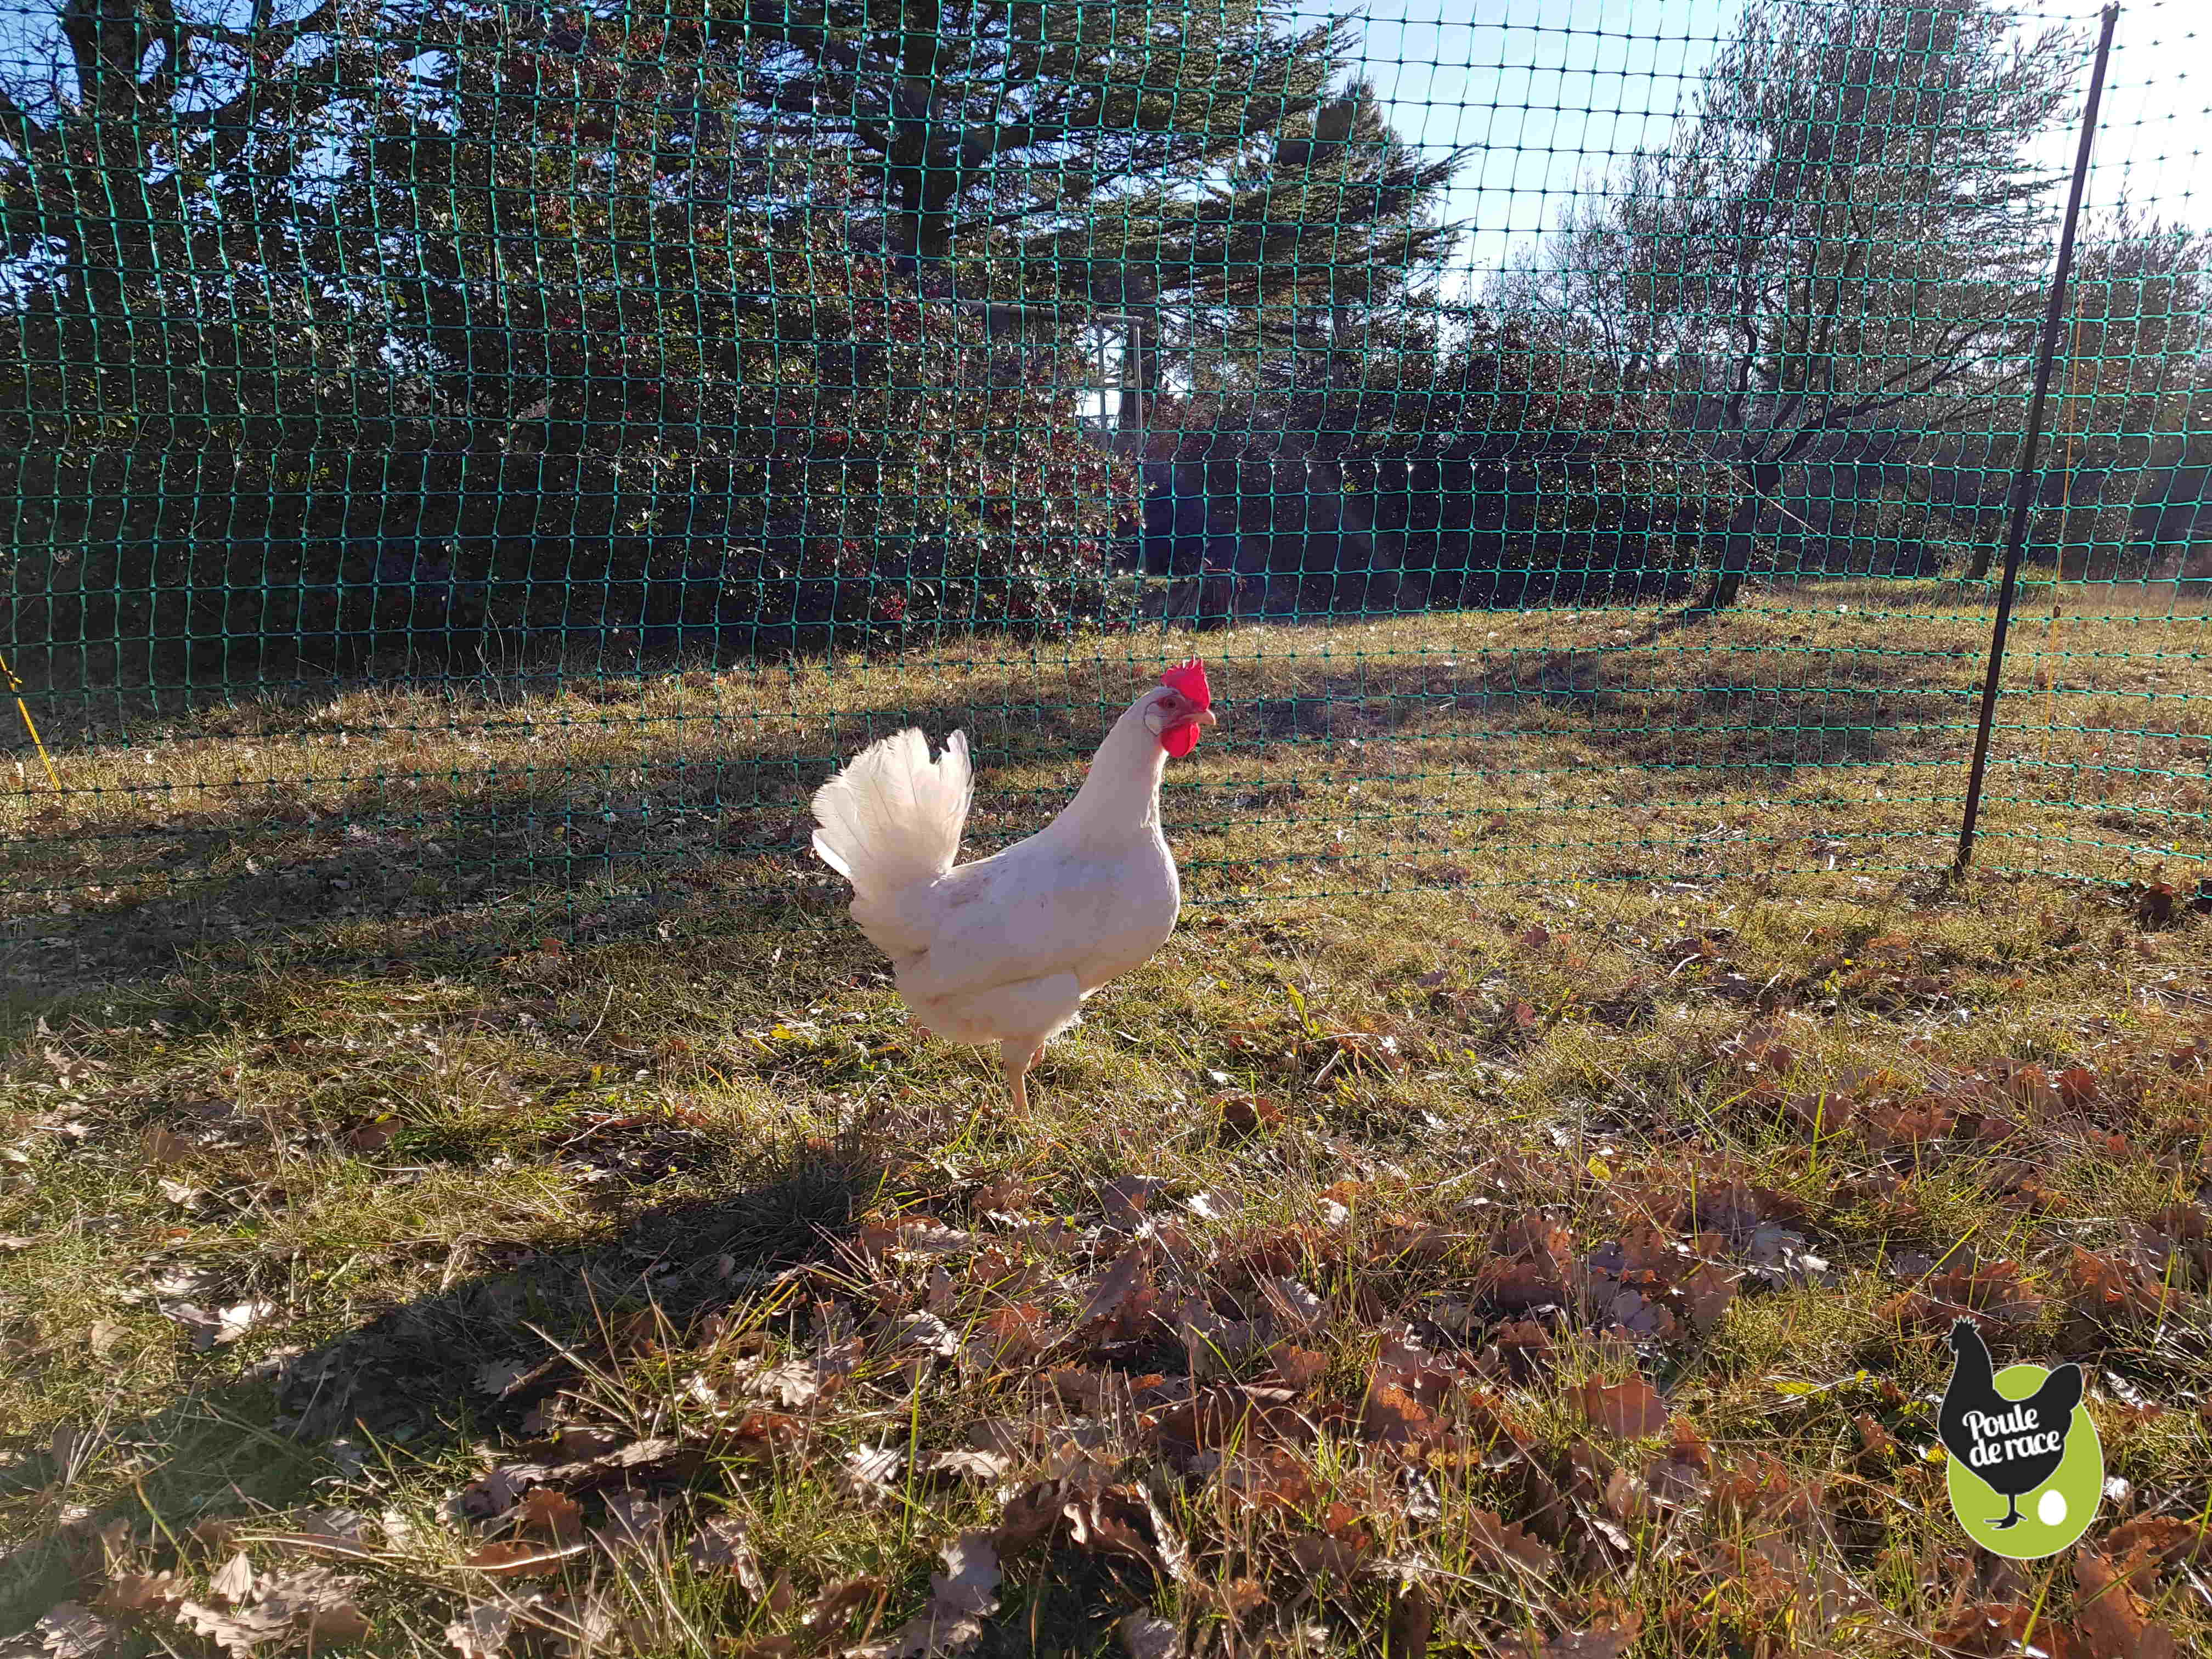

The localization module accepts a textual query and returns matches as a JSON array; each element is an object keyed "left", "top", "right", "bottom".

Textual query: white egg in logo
[{"left": 2036, "top": 1489, "right": 2068, "bottom": 1527}]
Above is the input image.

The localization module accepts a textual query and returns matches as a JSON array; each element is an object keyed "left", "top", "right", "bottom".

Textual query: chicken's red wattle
[{"left": 1159, "top": 658, "right": 1212, "bottom": 757}]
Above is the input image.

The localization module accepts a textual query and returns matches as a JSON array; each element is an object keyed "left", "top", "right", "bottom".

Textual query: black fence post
[{"left": 1955, "top": 2, "right": 2120, "bottom": 874}]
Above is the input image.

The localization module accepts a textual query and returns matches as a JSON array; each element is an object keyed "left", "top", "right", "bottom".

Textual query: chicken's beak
[{"left": 1198, "top": 708, "right": 1218, "bottom": 727}]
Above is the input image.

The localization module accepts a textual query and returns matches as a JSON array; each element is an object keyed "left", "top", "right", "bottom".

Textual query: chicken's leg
[{"left": 1000, "top": 1039, "right": 1044, "bottom": 1114}]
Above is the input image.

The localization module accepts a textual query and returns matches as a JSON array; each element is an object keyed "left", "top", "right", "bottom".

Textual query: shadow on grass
[
  {"left": 3, "top": 629, "right": 1994, "bottom": 1000},
  {"left": 0, "top": 1133, "right": 893, "bottom": 1630}
]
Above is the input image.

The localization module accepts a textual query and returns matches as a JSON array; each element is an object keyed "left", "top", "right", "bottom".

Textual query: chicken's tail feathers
[
  {"left": 2042, "top": 1361, "right": 2087, "bottom": 1416},
  {"left": 810, "top": 727, "right": 973, "bottom": 907}
]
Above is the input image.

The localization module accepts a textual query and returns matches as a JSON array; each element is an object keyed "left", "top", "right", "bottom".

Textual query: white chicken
[{"left": 809, "top": 661, "right": 1217, "bottom": 1111}]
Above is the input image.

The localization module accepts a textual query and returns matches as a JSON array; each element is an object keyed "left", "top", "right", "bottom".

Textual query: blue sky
[
  {"left": 1301, "top": 0, "right": 1738, "bottom": 277},
  {"left": 1300, "top": 0, "right": 2212, "bottom": 291},
  {"left": 3, "top": 0, "right": 2203, "bottom": 287}
]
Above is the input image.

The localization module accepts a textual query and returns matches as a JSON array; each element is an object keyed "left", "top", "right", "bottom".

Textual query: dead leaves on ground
[
  {"left": 32, "top": 1549, "right": 374, "bottom": 1659},
  {"left": 1930, "top": 1532, "right": 2203, "bottom": 1659},
  {"left": 27, "top": 919, "right": 2212, "bottom": 1659},
  {"left": 385, "top": 1143, "right": 1932, "bottom": 1652},
  {"left": 330, "top": 1154, "right": 1867, "bottom": 1658},
  {"left": 850, "top": 1533, "right": 1001, "bottom": 1658}
]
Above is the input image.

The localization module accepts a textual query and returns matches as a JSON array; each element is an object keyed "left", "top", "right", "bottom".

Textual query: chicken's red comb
[{"left": 1160, "top": 658, "right": 1212, "bottom": 710}]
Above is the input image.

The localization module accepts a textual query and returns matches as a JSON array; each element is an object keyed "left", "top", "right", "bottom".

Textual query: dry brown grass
[
  {"left": 7, "top": 585, "right": 2207, "bottom": 995},
  {"left": 4, "top": 584, "right": 2211, "bottom": 1657}
]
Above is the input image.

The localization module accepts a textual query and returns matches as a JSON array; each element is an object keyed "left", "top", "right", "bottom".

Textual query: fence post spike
[{"left": 1955, "top": 2, "right": 2121, "bottom": 876}]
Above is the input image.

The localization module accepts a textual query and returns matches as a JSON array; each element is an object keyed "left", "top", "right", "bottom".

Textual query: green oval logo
[{"left": 1942, "top": 1336, "right": 2104, "bottom": 1560}]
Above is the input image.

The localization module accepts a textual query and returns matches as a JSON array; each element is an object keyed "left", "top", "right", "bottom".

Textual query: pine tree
[{"left": 720, "top": 4, "right": 1459, "bottom": 401}]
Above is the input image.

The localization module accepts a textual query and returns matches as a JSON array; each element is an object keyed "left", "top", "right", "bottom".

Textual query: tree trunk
[
  {"left": 889, "top": 0, "right": 947, "bottom": 258},
  {"left": 1699, "top": 460, "right": 1780, "bottom": 610}
]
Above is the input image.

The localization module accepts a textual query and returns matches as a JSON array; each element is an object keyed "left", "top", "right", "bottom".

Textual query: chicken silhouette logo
[{"left": 1939, "top": 1319, "right": 2103, "bottom": 1558}]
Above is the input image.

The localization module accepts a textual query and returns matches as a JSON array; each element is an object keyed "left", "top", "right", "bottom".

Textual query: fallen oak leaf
[
  {"left": 230, "top": 1526, "right": 379, "bottom": 1564},
  {"left": 2099, "top": 1515, "right": 2212, "bottom": 1577},
  {"left": 854, "top": 1532, "right": 1002, "bottom": 1657},
  {"left": 515, "top": 1488, "right": 584, "bottom": 1544},
  {"left": 1136, "top": 1488, "right": 1195, "bottom": 1589},
  {"left": 459, "top": 1435, "right": 706, "bottom": 1516},
  {"left": 444, "top": 1605, "right": 512, "bottom": 1659},
  {"left": 919, "top": 1449, "right": 1012, "bottom": 1485},
  {"left": 472, "top": 1361, "right": 533, "bottom": 1397},
  {"left": 1465, "top": 1509, "right": 1558, "bottom": 1579},
  {"left": 256, "top": 1570, "right": 370, "bottom": 1645},
  {"left": 1217, "top": 1447, "right": 1317, "bottom": 1515},
  {"left": 528, "top": 1588, "right": 619, "bottom": 1659},
  {"left": 2066, "top": 1248, "right": 2185, "bottom": 1327},
  {"left": 590, "top": 1492, "right": 672, "bottom": 1557},
  {"left": 800, "top": 1575, "right": 888, "bottom": 1643},
  {"left": 728, "top": 1410, "right": 809, "bottom": 1457},
  {"left": 1101, "top": 1175, "right": 1170, "bottom": 1229},
  {"left": 1267, "top": 1342, "right": 1328, "bottom": 1392},
  {"left": 1262, "top": 1276, "right": 1327, "bottom": 1333},
  {"left": 142, "top": 1126, "right": 197, "bottom": 1164},
  {"left": 1286, "top": 1504, "right": 1373, "bottom": 1586},
  {"left": 1577, "top": 1375, "right": 1668, "bottom": 1439},
  {"left": 884, "top": 1312, "right": 961, "bottom": 1358},
  {"left": 1217, "top": 1092, "right": 1283, "bottom": 1139},
  {"left": 1361, "top": 1381, "right": 1441, "bottom": 1451},
  {"left": 1478, "top": 1257, "right": 1570, "bottom": 1313},
  {"left": 1200, "top": 1579, "right": 1268, "bottom": 1621},
  {"left": 1076, "top": 1245, "right": 1154, "bottom": 1329},
  {"left": 1387, "top": 1582, "right": 1435, "bottom": 1659},
  {"left": 1930, "top": 1257, "right": 2046, "bottom": 1323},
  {"left": 1150, "top": 1381, "right": 1308, "bottom": 1455},
  {"left": 992, "top": 1483, "right": 1069, "bottom": 1555},
  {"left": 745, "top": 1354, "right": 846, "bottom": 1408},
  {"left": 1472, "top": 1317, "right": 1556, "bottom": 1384},
  {"left": 1679, "top": 1263, "right": 1739, "bottom": 1333},
  {"left": 23, "top": 1604, "right": 114, "bottom": 1659},
  {"left": 1064, "top": 1489, "right": 1165, "bottom": 1573},
  {"left": 92, "top": 1573, "right": 183, "bottom": 1617},
  {"left": 165, "top": 1301, "right": 279, "bottom": 1352},
  {"left": 1931, "top": 1600, "right": 2047, "bottom": 1657},
  {"left": 458, "top": 1462, "right": 556, "bottom": 1520},
  {"left": 687, "top": 1515, "right": 768, "bottom": 1595},
  {"left": 1853, "top": 1414, "right": 1900, "bottom": 1460},
  {"left": 298, "top": 1619, "right": 371, "bottom": 1654},
  {"left": 2075, "top": 1545, "right": 2181, "bottom": 1659},
  {"left": 1516, "top": 1619, "right": 1643, "bottom": 1659},
  {"left": 2137, "top": 883, "right": 2178, "bottom": 929},
  {"left": 838, "top": 1445, "right": 906, "bottom": 1504},
  {"left": 1374, "top": 1331, "right": 1460, "bottom": 1407},
  {"left": 930, "top": 1533, "right": 1004, "bottom": 1620},
  {"left": 209, "top": 1554, "right": 257, "bottom": 1609},
  {"left": 188, "top": 1519, "right": 241, "bottom": 1554},
  {"left": 172, "top": 1600, "right": 291, "bottom": 1658}
]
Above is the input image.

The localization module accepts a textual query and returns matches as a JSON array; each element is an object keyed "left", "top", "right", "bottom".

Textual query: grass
[{"left": 4, "top": 580, "right": 2212, "bottom": 1657}]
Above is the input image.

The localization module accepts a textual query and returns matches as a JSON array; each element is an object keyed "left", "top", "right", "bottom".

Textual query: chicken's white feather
[
  {"left": 809, "top": 672, "right": 1207, "bottom": 1110},
  {"left": 810, "top": 727, "right": 972, "bottom": 958}
]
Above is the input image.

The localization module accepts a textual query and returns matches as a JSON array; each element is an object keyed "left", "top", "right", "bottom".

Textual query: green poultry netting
[{"left": 2, "top": 0, "right": 2208, "bottom": 980}]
